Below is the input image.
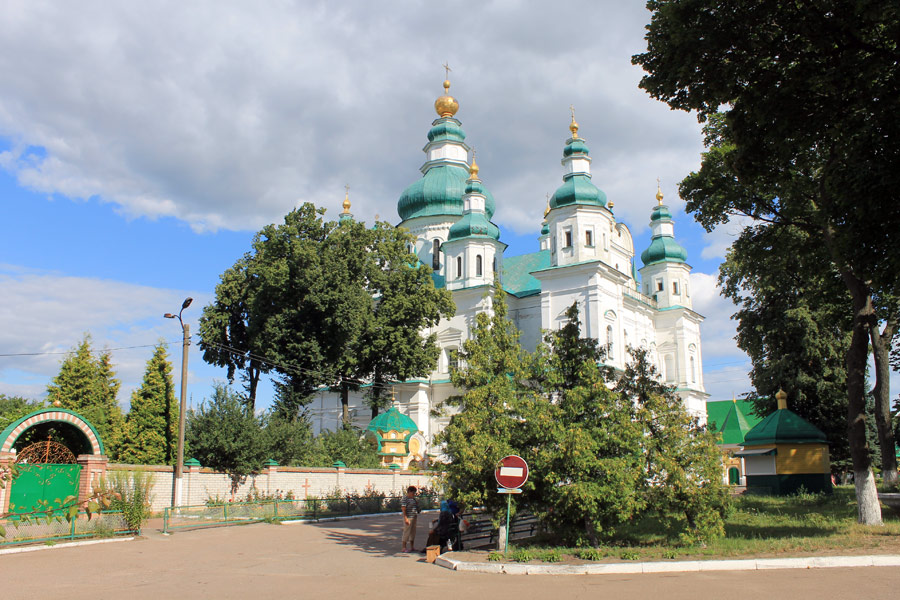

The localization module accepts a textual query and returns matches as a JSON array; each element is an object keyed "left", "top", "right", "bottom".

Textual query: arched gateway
[{"left": 0, "top": 408, "right": 108, "bottom": 515}]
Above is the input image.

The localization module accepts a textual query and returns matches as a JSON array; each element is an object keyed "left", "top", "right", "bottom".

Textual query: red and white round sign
[{"left": 495, "top": 455, "right": 529, "bottom": 489}]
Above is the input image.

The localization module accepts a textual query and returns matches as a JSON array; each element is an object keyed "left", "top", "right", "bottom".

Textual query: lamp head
[
  {"left": 164, "top": 313, "right": 176, "bottom": 319},
  {"left": 182, "top": 297, "right": 193, "bottom": 310}
]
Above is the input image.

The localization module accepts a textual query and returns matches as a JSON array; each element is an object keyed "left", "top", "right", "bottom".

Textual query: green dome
[
  {"left": 563, "top": 137, "right": 590, "bottom": 157},
  {"left": 427, "top": 118, "right": 466, "bottom": 144},
  {"left": 640, "top": 235, "right": 688, "bottom": 265},
  {"left": 540, "top": 219, "right": 550, "bottom": 236},
  {"left": 550, "top": 173, "right": 607, "bottom": 208},
  {"left": 398, "top": 165, "right": 496, "bottom": 222},
  {"left": 743, "top": 408, "right": 828, "bottom": 446},
  {"left": 367, "top": 406, "right": 418, "bottom": 436},
  {"left": 448, "top": 211, "right": 500, "bottom": 241},
  {"left": 651, "top": 204, "right": 673, "bottom": 221}
]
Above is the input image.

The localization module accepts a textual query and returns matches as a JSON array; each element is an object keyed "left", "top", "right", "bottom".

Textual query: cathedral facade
[{"left": 308, "top": 80, "right": 707, "bottom": 456}]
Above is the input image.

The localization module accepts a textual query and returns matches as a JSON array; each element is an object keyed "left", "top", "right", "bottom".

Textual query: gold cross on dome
[
  {"left": 443, "top": 62, "right": 452, "bottom": 79},
  {"left": 345, "top": 184, "right": 350, "bottom": 195},
  {"left": 570, "top": 104, "right": 575, "bottom": 120}
]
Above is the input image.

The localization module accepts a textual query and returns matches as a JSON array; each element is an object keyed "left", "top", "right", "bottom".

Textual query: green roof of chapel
[
  {"left": 367, "top": 406, "right": 418, "bottom": 434},
  {"left": 742, "top": 407, "right": 828, "bottom": 446}
]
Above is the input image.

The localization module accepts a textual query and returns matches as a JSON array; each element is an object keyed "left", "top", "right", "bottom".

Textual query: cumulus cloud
[
  {"left": 0, "top": 0, "right": 703, "bottom": 238},
  {"left": 0, "top": 265, "right": 213, "bottom": 407}
]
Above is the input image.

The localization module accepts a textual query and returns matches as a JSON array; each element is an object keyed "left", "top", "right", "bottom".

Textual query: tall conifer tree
[
  {"left": 46, "top": 335, "right": 124, "bottom": 458},
  {"left": 120, "top": 343, "right": 178, "bottom": 465}
]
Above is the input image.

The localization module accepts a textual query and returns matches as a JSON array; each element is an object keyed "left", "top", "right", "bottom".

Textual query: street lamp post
[{"left": 164, "top": 297, "right": 192, "bottom": 507}]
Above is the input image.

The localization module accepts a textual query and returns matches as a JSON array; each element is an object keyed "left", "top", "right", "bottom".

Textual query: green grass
[{"left": 492, "top": 487, "right": 900, "bottom": 563}]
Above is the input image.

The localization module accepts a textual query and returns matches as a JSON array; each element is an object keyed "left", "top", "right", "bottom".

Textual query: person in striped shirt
[{"left": 401, "top": 486, "right": 421, "bottom": 552}]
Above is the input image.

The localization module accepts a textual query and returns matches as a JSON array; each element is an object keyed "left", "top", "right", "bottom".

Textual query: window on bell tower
[
  {"left": 476, "top": 255, "right": 483, "bottom": 277},
  {"left": 432, "top": 239, "right": 441, "bottom": 271},
  {"left": 456, "top": 256, "right": 462, "bottom": 279}
]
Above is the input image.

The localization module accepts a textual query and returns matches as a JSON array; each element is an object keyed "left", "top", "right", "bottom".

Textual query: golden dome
[
  {"left": 569, "top": 105, "right": 579, "bottom": 139},
  {"left": 434, "top": 79, "right": 459, "bottom": 118},
  {"left": 468, "top": 157, "right": 480, "bottom": 180},
  {"left": 655, "top": 180, "right": 664, "bottom": 205},
  {"left": 544, "top": 193, "right": 551, "bottom": 217},
  {"left": 342, "top": 185, "right": 351, "bottom": 214}
]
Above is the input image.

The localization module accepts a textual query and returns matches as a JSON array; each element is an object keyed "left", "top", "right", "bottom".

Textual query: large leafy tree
[
  {"left": 46, "top": 336, "right": 125, "bottom": 458},
  {"left": 199, "top": 204, "right": 454, "bottom": 421},
  {"left": 120, "top": 343, "right": 178, "bottom": 465},
  {"left": 634, "top": 0, "right": 900, "bottom": 523},
  {"left": 0, "top": 395, "right": 44, "bottom": 431},
  {"left": 437, "top": 282, "right": 532, "bottom": 516},
  {"left": 719, "top": 223, "right": 853, "bottom": 465},
  {"left": 185, "top": 384, "right": 267, "bottom": 496}
]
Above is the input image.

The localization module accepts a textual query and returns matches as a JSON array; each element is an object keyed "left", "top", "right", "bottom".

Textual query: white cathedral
[{"left": 308, "top": 79, "right": 707, "bottom": 452}]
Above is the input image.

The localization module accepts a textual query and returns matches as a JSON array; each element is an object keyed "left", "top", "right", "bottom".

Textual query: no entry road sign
[{"left": 495, "top": 455, "right": 529, "bottom": 490}]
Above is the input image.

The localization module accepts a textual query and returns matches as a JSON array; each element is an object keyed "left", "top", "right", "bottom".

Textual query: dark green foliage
[
  {"left": 633, "top": 0, "right": 900, "bottom": 522},
  {"left": 0, "top": 395, "right": 44, "bottom": 431},
  {"left": 199, "top": 205, "right": 454, "bottom": 420},
  {"left": 313, "top": 426, "right": 381, "bottom": 469},
  {"left": 259, "top": 411, "right": 319, "bottom": 467},
  {"left": 718, "top": 224, "right": 852, "bottom": 463},
  {"left": 618, "top": 347, "right": 730, "bottom": 544},
  {"left": 527, "top": 304, "right": 644, "bottom": 546},
  {"left": 120, "top": 343, "right": 178, "bottom": 465},
  {"left": 437, "top": 281, "right": 533, "bottom": 517},
  {"left": 186, "top": 384, "right": 267, "bottom": 495},
  {"left": 46, "top": 335, "right": 125, "bottom": 458}
]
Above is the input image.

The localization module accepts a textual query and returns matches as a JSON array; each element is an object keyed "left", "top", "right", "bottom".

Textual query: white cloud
[
  {"left": 0, "top": 265, "right": 214, "bottom": 407},
  {"left": 690, "top": 271, "right": 753, "bottom": 400},
  {"left": 0, "top": 0, "right": 704, "bottom": 239}
]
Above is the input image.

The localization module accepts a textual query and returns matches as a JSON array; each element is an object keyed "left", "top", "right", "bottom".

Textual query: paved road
[{"left": 3, "top": 515, "right": 900, "bottom": 600}]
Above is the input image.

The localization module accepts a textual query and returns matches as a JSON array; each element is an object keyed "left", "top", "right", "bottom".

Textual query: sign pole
[{"left": 505, "top": 492, "right": 511, "bottom": 554}]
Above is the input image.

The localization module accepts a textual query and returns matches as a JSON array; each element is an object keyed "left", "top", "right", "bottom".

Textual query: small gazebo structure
[
  {"left": 365, "top": 407, "right": 426, "bottom": 469},
  {"left": 736, "top": 389, "right": 832, "bottom": 495}
]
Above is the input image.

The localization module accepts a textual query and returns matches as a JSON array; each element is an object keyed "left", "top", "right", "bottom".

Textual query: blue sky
[{"left": 0, "top": 1, "right": 794, "bottom": 414}]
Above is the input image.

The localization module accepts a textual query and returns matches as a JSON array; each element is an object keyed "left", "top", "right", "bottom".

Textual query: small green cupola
[
  {"left": 549, "top": 112, "right": 607, "bottom": 209},
  {"left": 447, "top": 159, "right": 500, "bottom": 242},
  {"left": 365, "top": 405, "right": 425, "bottom": 468},
  {"left": 742, "top": 392, "right": 828, "bottom": 446},
  {"left": 640, "top": 184, "right": 687, "bottom": 266}
]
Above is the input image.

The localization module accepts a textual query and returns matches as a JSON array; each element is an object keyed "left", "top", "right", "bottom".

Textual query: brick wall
[{"left": 106, "top": 464, "right": 437, "bottom": 512}]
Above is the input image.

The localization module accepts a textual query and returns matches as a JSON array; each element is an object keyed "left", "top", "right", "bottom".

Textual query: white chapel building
[{"left": 308, "top": 80, "right": 707, "bottom": 449}]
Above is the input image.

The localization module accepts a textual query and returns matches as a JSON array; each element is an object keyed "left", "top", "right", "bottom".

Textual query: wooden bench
[{"left": 458, "top": 512, "right": 539, "bottom": 549}]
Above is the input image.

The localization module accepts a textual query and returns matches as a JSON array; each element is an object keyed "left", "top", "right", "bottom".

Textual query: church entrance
[{"left": 728, "top": 466, "right": 741, "bottom": 485}]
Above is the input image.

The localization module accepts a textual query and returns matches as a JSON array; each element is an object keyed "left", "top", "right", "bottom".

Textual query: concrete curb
[
  {"left": 434, "top": 553, "right": 900, "bottom": 575},
  {"left": 0, "top": 536, "right": 135, "bottom": 556}
]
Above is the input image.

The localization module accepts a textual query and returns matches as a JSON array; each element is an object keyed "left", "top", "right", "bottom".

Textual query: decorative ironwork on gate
[{"left": 15, "top": 439, "right": 77, "bottom": 465}]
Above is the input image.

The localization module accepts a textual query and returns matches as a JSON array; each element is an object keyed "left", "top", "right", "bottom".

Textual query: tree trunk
[
  {"left": 341, "top": 381, "right": 350, "bottom": 426},
  {"left": 870, "top": 318, "right": 898, "bottom": 489},
  {"left": 843, "top": 276, "right": 883, "bottom": 524},
  {"left": 246, "top": 363, "right": 260, "bottom": 413}
]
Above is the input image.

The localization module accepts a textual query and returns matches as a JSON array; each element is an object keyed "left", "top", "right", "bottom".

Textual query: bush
[{"left": 105, "top": 470, "right": 154, "bottom": 532}]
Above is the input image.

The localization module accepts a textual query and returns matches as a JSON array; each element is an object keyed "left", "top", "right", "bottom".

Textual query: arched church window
[
  {"left": 673, "top": 281, "right": 680, "bottom": 295},
  {"left": 606, "top": 325, "right": 614, "bottom": 359},
  {"left": 690, "top": 356, "right": 696, "bottom": 383},
  {"left": 476, "top": 255, "right": 483, "bottom": 277},
  {"left": 585, "top": 230, "right": 593, "bottom": 247},
  {"left": 456, "top": 256, "right": 462, "bottom": 279},
  {"left": 432, "top": 239, "right": 441, "bottom": 271},
  {"left": 492, "top": 256, "right": 496, "bottom": 273},
  {"left": 564, "top": 230, "right": 572, "bottom": 248}
]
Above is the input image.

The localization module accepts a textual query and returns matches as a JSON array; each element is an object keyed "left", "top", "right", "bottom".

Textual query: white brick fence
[{"left": 106, "top": 463, "right": 438, "bottom": 512}]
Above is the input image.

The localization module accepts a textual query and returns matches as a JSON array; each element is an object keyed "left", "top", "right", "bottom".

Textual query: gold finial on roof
[
  {"left": 342, "top": 184, "right": 351, "bottom": 214},
  {"left": 468, "top": 148, "right": 480, "bottom": 180},
  {"left": 391, "top": 386, "right": 397, "bottom": 406},
  {"left": 656, "top": 177, "right": 664, "bottom": 205},
  {"left": 732, "top": 392, "right": 737, "bottom": 403},
  {"left": 569, "top": 105, "right": 579, "bottom": 139},
  {"left": 435, "top": 62, "right": 459, "bottom": 117},
  {"left": 776, "top": 389, "right": 788, "bottom": 410},
  {"left": 544, "top": 192, "right": 551, "bottom": 217},
  {"left": 53, "top": 390, "right": 61, "bottom": 408}
]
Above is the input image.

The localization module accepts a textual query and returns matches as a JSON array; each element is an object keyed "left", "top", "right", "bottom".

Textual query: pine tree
[
  {"left": 529, "top": 304, "right": 645, "bottom": 546},
  {"left": 120, "top": 343, "right": 178, "bottom": 465},
  {"left": 437, "top": 281, "right": 532, "bottom": 516},
  {"left": 46, "top": 335, "right": 125, "bottom": 458},
  {"left": 618, "top": 346, "right": 730, "bottom": 543}
]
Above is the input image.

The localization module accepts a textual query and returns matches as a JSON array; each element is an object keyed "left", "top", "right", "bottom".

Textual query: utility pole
[{"left": 164, "top": 297, "right": 192, "bottom": 507}]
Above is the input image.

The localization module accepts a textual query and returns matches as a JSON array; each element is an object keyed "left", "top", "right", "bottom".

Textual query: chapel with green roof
[{"left": 308, "top": 75, "right": 707, "bottom": 455}]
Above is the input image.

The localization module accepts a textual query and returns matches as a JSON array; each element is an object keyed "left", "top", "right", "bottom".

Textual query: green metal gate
[{"left": 8, "top": 464, "right": 82, "bottom": 514}]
